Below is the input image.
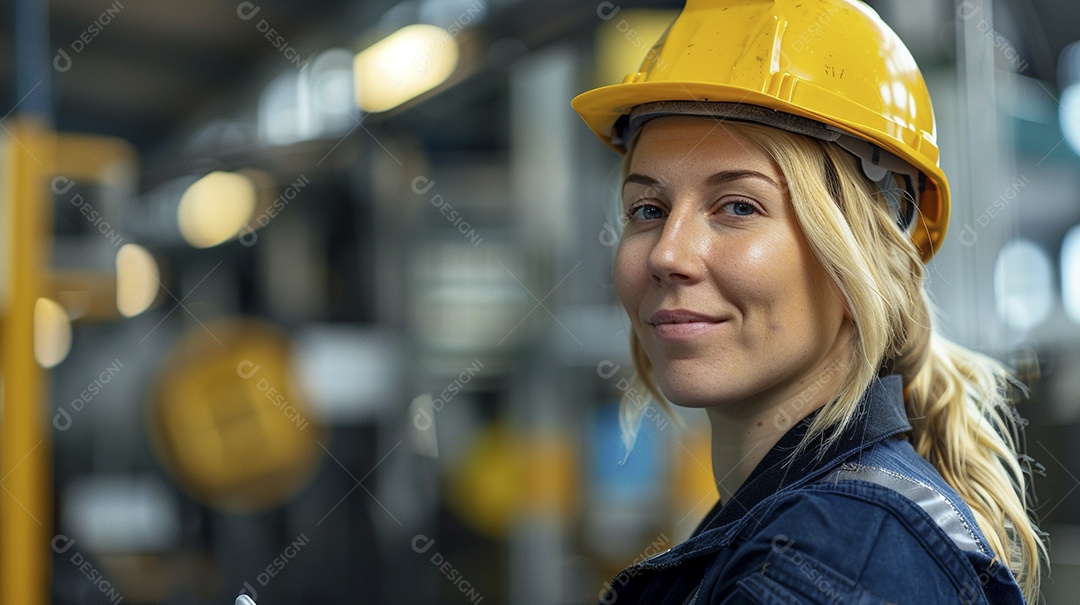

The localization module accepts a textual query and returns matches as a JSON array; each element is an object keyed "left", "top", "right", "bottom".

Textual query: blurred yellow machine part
[
  {"left": 0, "top": 118, "right": 55, "bottom": 605},
  {"left": 446, "top": 424, "right": 525, "bottom": 538},
  {"left": 149, "top": 319, "right": 324, "bottom": 511},
  {"left": 671, "top": 428, "right": 718, "bottom": 531},
  {"left": 446, "top": 422, "right": 578, "bottom": 539}
]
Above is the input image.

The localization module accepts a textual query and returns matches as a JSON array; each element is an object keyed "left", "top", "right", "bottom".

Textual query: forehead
[{"left": 627, "top": 116, "right": 778, "bottom": 176}]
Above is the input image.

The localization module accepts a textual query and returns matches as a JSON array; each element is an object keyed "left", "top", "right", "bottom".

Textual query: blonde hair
[{"left": 619, "top": 121, "right": 1045, "bottom": 601}]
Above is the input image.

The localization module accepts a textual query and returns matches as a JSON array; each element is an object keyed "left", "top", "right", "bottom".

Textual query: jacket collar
[{"left": 693, "top": 373, "right": 911, "bottom": 535}]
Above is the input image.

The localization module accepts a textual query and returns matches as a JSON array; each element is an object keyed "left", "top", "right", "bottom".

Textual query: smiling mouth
[
  {"left": 646, "top": 310, "right": 728, "bottom": 340},
  {"left": 647, "top": 309, "right": 726, "bottom": 326}
]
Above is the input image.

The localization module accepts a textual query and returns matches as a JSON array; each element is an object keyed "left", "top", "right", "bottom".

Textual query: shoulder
[{"left": 698, "top": 481, "right": 999, "bottom": 604}]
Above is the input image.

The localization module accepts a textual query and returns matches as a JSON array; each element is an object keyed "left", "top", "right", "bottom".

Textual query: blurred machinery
[{"left": 149, "top": 320, "right": 323, "bottom": 512}]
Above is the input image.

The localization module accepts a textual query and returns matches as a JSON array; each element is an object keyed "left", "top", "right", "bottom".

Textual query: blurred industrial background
[{"left": 0, "top": 0, "right": 1078, "bottom": 603}]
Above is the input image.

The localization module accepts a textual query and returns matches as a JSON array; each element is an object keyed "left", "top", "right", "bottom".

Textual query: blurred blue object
[{"left": 592, "top": 402, "right": 663, "bottom": 502}]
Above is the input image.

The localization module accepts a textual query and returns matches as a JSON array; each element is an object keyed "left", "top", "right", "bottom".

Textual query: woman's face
[{"left": 614, "top": 117, "right": 850, "bottom": 412}]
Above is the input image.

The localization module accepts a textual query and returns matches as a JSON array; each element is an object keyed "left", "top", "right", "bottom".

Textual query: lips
[
  {"left": 647, "top": 309, "right": 727, "bottom": 341},
  {"left": 648, "top": 309, "right": 724, "bottom": 325}
]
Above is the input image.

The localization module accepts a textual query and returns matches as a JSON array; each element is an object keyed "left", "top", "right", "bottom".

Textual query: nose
[{"left": 647, "top": 211, "right": 707, "bottom": 285}]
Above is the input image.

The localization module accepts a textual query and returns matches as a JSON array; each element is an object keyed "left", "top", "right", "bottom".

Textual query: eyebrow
[{"left": 623, "top": 170, "right": 781, "bottom": 191}]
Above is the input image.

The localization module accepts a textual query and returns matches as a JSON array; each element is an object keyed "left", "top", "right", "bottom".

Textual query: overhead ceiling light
[
  {"left": 116, "top": 244, "right": 160, "bottom": 317},
  {"left": 354, "top": 24, "right": 459, "bottom": 113},
  {"left": 177, "top": 171, "right": 257, "bottom": 248}
]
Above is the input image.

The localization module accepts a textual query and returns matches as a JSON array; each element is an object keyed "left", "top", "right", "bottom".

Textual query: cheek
[
  {"left": 613, "top": 239, "right": 645, "bottom": 311},
  {"left": 765, "top": 235, "right": 844, "bottom": 326},
  {"left": 718, "top": 239, "right": 782, "bottom": 299},
  {"left": 741, "top": 242, "right": 776, "bottom": 288},
  {"left": 719, "top": 234, "right": 828, "bottom": 330}
]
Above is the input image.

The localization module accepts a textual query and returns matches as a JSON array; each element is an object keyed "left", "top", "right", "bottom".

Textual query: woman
[{"left": 572, "top": 0, "right": 1045, "bottom": 603}]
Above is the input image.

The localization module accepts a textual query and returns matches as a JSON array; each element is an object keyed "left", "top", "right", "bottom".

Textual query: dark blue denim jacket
[{"left": 599, "top": 375, "right": 1026, "bottom": 604}]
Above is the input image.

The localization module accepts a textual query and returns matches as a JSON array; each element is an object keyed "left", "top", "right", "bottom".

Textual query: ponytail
[{"left": 905, "top": 335, "right": 1044, "bottom": 600}]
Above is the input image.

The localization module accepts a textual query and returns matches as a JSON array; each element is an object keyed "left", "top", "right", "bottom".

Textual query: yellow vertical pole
[{"left": 0, "top": 117, "right": 54, "bottom": 605}]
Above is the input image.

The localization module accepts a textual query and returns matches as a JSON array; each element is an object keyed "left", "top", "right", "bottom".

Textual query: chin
[
  {"left": 652, "top": 364, "right": 747, "bottom": 409},
  {"left": 643, "top": 356, "right": 764, "bottom": 408}
]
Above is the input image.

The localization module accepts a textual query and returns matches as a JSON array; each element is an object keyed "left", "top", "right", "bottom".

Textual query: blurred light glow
[
  {"left": 116, "top": 244, "right": 159, "bottom": 317},
  {"left": 64, "top": 475, "right": 180, "bottom": 552},
  {"left": 293, "top": 326, "right": 402, "bottom": 423},
  {"left": 1062, "top": 39, "right": 1080, "bottom": 155},
  {"left": 354, "top": 24, "right": 458, "bottom": 113},
  {"left": 412, "top": 241, "right": 529, "bottom": 353},
  {"left": 1061, "top": 84, "right": 1080, "bottom": 157},
  {"left": 994, "top": 239, "right": 1054, "bottom": 333},
  {"left": 310, "top": 49, "right": 357, "bottom": 134},
  {"left": 259, "top": 50, "right": 358, "bottom": 145},
  {"left": 259, "top": 74, "right": 308, "bottom": 145},
  {"left": 34, "top": 297, "right": 72, "bottom": 368},
  {"left": 177, "top": 171, "right": 257, "bottom": 248},
  {"left": 1062, "top": 225, "right": 1080, "bottom": 324}
]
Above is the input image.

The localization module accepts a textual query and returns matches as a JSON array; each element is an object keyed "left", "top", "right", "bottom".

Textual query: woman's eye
[
  {"left": 628, "top": 204, "right": 664, "bottom": 221},
  {"left": 723, "top": 201, "right": 758, "bottom": 216}
]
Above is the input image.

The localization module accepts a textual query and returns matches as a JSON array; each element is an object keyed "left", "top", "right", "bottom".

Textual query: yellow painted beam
[
  {"left": 49, "top": 270, "right": 119, "bottom": 321},
  {"left": 51, "top": 132, "right": 151, "bottom": 324},
  {"left": 0, "top": 117, "right": 55, "bottom": 605},
  {"left": 55, "top": 132, "right": 137, "bottom": 186}
]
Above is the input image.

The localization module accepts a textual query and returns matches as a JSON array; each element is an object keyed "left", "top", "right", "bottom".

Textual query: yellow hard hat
[{"left": 572, "top": 0, "right": 949, "bottom": 261}]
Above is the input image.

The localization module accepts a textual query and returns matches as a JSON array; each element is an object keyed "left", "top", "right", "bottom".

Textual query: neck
[{"left": 706, "top": 344, "right": 851, "bottom": 500}]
